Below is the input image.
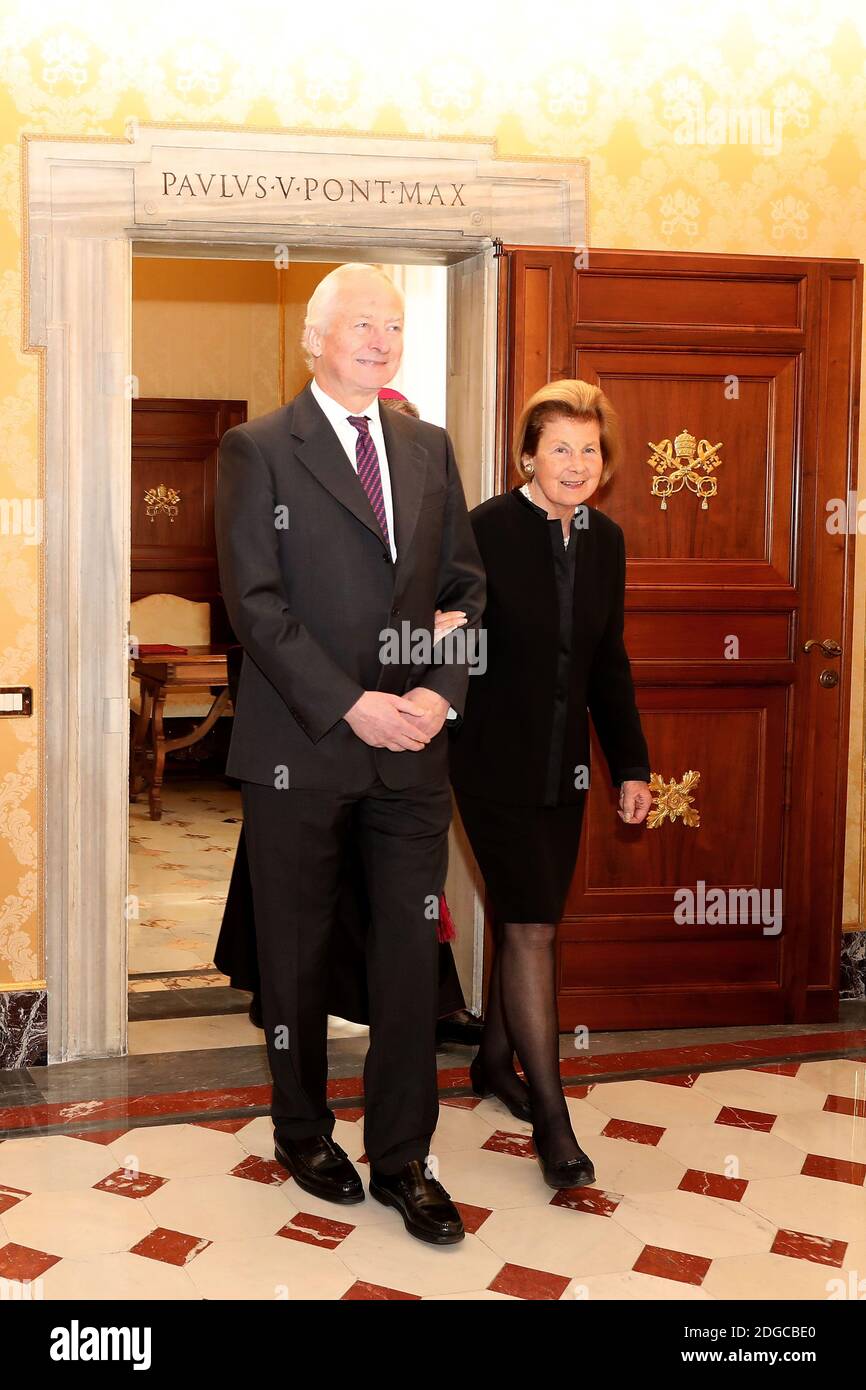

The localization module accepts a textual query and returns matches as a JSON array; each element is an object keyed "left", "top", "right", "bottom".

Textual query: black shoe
[
  {"left": 274, "top": 1134, "right": 364, "bottom": 1205},
  {"left": 436, "top": 1010, "right": 484, "bottom": 1046},
  {"left": 469, "top": 1055, "right": 532, "bottom": 1123},
  {"left": 533, "top": 1132, "right": 596, "bottom": 1190},
  {"left": 369, "top": 1159, "right": 465, "bottom": 1245},
  {"left": 248, "top": 993, "right": 263, "bottom": 1029}
]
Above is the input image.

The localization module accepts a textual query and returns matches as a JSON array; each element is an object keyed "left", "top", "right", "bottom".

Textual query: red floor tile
[
  {"left": 482, "top": 1131, "right": 535, "bottom": 1158},
  {"left": 601, "top": 1117, "right": 666, "bottom": 1146},
  {"left": 714, "top": 1105, "right": 777, "bottom": 1132},
  {"left": 0, "top": 1242, "right": 61, "bottom": 1281},
  {"left": 800, "top": 1153, "right": 866, "bottom": 1186},
  {"left": 230, "top": 1154, "right": 287, "bottom": 1186},
  {"left": 0, "top": 1185, "right": 30, "bottom": 1215},
  {"left": 489, "top": 1261, "right": 572, "bottom": 1300},
  {"left": 551, "top": 1186, "right": 621, "bottom": 1216},
  {"left": 824, "top": 1093, "right": 866, "bottom": 1118},
  {"left": 277, "top": 1213, "right": 354, "bottom": 1250},
  {"left": 454, "top": 1201, "right": 492, "bottom": 1233},
  {"left": 130, "top": 1227, "right": 211, "bottom": 1266},
  {"left": 771, "top": 1228, "right": 847, "bottom": 1267},
  {"left": 633, "top": 1244, "right": 711, "bottom": 1286},
  {"left": 342, "top": 1280, "right": 419, "bottom": 1300},
  {"left": 93, "top": 1168, "right": 167, "bottom": 1199},
  {"left": 678, "top": 1169, "right": 748, "bottom": 1201}
]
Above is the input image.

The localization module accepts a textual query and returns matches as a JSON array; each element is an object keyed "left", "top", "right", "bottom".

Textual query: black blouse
[{"left": 448, "top": 487, "right": 651, "bottom": 807}]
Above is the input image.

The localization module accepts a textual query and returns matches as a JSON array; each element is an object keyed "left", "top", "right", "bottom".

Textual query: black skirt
[{"left": 455, "top": 789, "right": 586, "bottom": 923}]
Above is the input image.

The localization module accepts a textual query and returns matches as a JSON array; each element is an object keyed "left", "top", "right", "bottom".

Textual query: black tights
[{"left": 477, "top": 920, "right": 582, "bottom": 1164}]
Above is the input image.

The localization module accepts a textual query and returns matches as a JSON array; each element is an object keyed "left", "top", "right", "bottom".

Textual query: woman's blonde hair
[{"left": 513, "top": 379, "right": 620, "bottom": 486}]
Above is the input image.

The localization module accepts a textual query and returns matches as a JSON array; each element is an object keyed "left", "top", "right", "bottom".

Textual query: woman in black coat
[{"left": 448, "top": 378, "right": 652, "bottom": 1190}]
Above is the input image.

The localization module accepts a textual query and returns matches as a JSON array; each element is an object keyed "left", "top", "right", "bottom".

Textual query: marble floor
[
  {"left": 1, "top": 1009, "right": 864, "bottom": 1301},
  {"left": 128, "top": 777, "right": 241, "bottom": 976}
]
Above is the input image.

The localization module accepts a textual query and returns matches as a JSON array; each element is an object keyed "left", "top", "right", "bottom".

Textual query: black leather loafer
[
  {"left": 469, "top": 1055, "right": 532, "bottom": 1123},
  {"left": 533, "top": 1136, "right": 596, "bottom": 1190},
  {"left": 436, "top": 1011, "right": 484, "bottom": 1046},
  {"left": 369, "top": 1159, "right": 465, "bottom": 1244},
  {"left": 274, "top": 1134, "right": 364, "bottom": 1204}
]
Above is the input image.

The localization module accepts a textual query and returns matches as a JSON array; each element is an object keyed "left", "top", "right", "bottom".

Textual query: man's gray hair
[{"left": 301, "top": 263, "right": 403, "bottom": 371}]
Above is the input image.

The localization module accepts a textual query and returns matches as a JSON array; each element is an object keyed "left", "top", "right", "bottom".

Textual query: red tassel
[{"left": 437, "top": 892, "right": 456, "bottom": 943}]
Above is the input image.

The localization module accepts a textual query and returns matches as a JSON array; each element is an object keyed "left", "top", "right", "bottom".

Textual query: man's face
[{"left": 309, "top": 274, "right": 404, "bottom": 403}]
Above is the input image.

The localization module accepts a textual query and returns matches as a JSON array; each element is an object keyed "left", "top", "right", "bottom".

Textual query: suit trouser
[{"left": 240, "top": 774, "right": 451, "bottom": 1174}]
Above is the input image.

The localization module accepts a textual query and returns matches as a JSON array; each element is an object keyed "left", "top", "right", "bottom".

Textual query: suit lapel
[
  {"left": 291, "top": 381, "right": 387, "bottom": 548},
  {"left": 378, "top": 402, "right": 430, "bottom": 572},
  {"left": 290, "top": 382, "right": 430, "bottom": 566}
]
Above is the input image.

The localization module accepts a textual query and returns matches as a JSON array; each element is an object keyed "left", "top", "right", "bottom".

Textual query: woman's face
[{"left": 524, "top": 414, "right": 604, "bottom": 517}]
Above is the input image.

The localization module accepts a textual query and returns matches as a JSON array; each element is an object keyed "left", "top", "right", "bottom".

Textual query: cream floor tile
[
  {"left": 233, "top": 1115, "right": 366, "bottom": 1164},
  {"left": 703, "top": 1251, "right": 852, "bottom": 1301},
  {"left": 40, "top": 1251, "right": 200, "bottom": 1300},
  {"left": 128, "top": 1014, "right": 263, "bottom": 1055},
  {"left": 107, "top": 1123, "right": 248, "bottom": 1180},
  {"left": 840, "top": 1238, "right": 866, "bottom": 1274},
  {"left": 327, "top": 1017, "right": 370, "bottom": 1039},
  {"left": 4, "top": 1190, "right": 155, "bottom": 1259},
  {"left": 793, "top": 1060, "right": 866, "bottom": 1100},
  {"left": 477, "top": 1204, "right": 643, "bottom": 1279},
  {"left": 438, "top": 1147, "right": 560, "bottom": 1211},
  {"left": 273, "top": 1171, "right": 391, "bottom": 1229},
  {"left": 658, "top": 1123, "right": 806, "bottom": 1180},
  {"left": 611, "top": 1189, "right": 778, "bottom": 1259},
  {"left": 585, "top": 1078, "right": 722, "bottom": 1127},
  {"left": 470, "top": 1096, "right": 533, "bottom": 1134},
  {"left": 692, "top": 1069, "right": 830, "bottom": 1115},
  {"left": 184, "top": 1234, "right": 356, "bottom": 1300},
  {"left": 566, "top": 1093, "right": 610, "bottom": 1135},
  {"left": 430, "top": 1105, "right": 499, "bottom": 1154},
  {"left": 577, "top": 1132, "right": 687, "bottom": 1194},
  {"left": 0, "top": 1134, "right": 118, "bottom": 1192},
  {"left": 126, "top": 940, "right": 207, "bottom": 973},
  {"left": 741, "top": 1173, "right": 866, "bottom": 1244},
  {"left": 566, "top": 1270, "right": 713, "bottom": 1300},
  {"left": 143, "top": 1173, "right": 297, "bottom": 1242},
  {"left": 771, "top": 1110, "right": 866, "bottom": 1164},
  {"left": 338, "top": 1222, "right": 502, "bottom": 1297}
]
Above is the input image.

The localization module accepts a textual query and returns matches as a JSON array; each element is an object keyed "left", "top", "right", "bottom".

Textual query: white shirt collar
[
  {"left": 310, "top": 376, "right": 382, "bottom": 430},
  {"left": 520, "top": 481, "right": 584, "bottom": 517}
]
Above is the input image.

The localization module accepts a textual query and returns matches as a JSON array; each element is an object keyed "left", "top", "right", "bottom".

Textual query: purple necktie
[{"left": 347, "top": 414, "right": 391, "bottom": 551}]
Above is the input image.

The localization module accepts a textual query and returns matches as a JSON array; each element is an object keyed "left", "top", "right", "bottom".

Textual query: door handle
[{"left": 803, "top": 638, "right": 842, "bottom": 658}]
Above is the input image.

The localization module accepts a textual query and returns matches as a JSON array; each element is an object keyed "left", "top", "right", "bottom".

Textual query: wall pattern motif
[{"left": 0, "top": 0, "right": 864, "bottom": 988}]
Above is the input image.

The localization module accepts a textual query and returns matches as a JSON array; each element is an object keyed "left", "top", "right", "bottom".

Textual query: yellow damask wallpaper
[{"left": 0, "top": 0, "right": 864, "bottom": 990}]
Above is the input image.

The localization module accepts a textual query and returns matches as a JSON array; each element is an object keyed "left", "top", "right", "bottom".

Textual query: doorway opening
[{"left": 125, "top": 241, "right": 497, "bottom": 1064}]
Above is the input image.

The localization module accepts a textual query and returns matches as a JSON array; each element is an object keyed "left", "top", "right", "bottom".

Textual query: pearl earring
[{"left": 524, "top": 461, "right": 534, "bottom": 475}]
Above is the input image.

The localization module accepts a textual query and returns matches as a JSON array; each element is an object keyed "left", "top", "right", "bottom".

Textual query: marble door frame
[{"left": 25, "top": 127, "right": 586, "bottom": 1062}]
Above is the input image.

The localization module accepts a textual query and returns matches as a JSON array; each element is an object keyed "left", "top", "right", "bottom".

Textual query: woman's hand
[
  {"left": 433, "top": 608, "right": 467, "bottom": 643},
  {"left": 617, "top": 780, "right": 651, "bottom": 825}
]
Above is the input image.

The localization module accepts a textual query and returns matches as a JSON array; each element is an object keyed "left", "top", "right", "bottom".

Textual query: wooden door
[
  {"left": 496, "top": 246, "right": 862, "bottom": 1027},
  {"left": 131, "top": 397, "right": 246, "bottom": 638}
]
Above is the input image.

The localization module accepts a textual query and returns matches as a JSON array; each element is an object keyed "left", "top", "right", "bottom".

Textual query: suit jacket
[
  {"left": 448, "top": 488, "right": 650, "bottom": 804},
  {"left": 215, "top": 380, "right": 486, "bottom": 790}
]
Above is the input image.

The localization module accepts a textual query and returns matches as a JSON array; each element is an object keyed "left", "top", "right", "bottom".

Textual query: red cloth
[
  {"left": 437, "top": 892, "right": 456, "bottom": 943},
  {"left": 137, "top": 644, "right": 189, "bottom": 654}
]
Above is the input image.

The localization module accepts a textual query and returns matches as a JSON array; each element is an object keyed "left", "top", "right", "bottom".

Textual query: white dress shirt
[
  {"left": 310, "top": 377, "right": 397, "bottom": 561},
  {"left": 309, "top": 376, "right": 457, "bottom": 723}
]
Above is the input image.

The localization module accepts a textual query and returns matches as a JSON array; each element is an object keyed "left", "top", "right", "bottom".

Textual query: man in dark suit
[{"left": 214, "top": 263, "right": 485, "bottom": 1245}]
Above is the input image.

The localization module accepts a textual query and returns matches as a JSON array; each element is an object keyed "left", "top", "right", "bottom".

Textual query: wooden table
[{"left": 129, "top": 644, "right": 232, "bottom": 820}]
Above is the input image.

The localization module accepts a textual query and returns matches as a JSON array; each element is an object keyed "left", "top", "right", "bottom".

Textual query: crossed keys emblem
[{"left": 646, "top": 428, "right": 723, "bottom": 511}]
